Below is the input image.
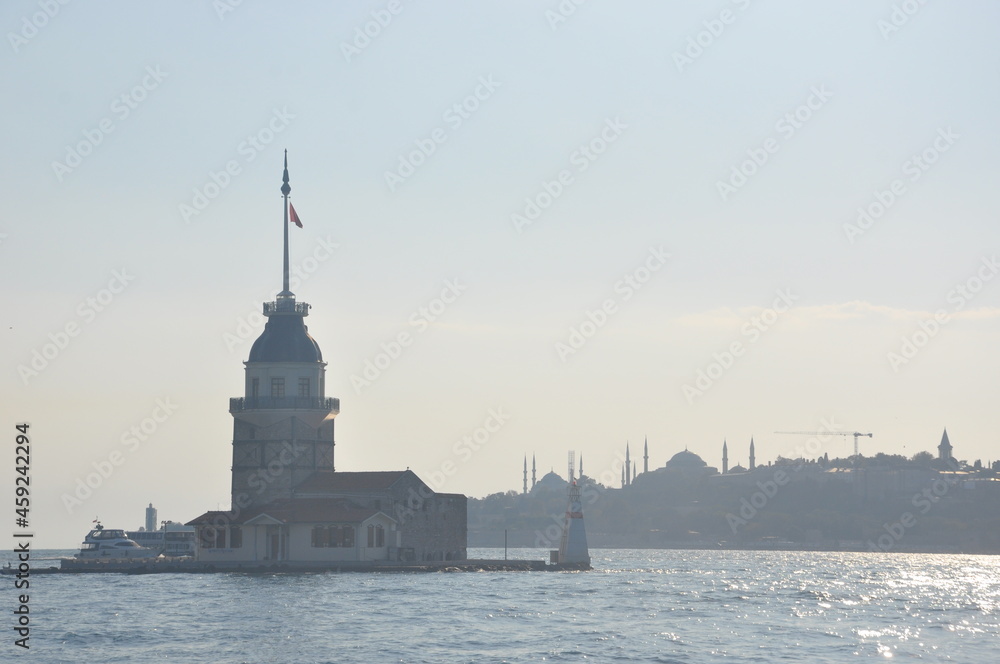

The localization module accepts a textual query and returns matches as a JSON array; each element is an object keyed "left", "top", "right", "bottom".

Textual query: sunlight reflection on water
[{"left": 7, "top": 548, "right": 998, "bottom": 663}]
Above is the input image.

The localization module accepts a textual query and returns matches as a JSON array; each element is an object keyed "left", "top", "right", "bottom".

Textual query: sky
[{"left": 2, "top": 1, "right": 999, "bottom": 547}]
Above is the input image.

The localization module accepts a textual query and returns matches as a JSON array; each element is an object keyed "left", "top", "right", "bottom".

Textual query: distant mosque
[
  {"left": 522, "top": 437, "right": 764, "bottom": 489},
  {"left": 523, "top": 428, "right": 964, "bottom": 489}
]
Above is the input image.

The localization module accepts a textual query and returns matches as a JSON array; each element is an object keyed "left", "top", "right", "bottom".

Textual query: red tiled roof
[
  {"left": 294, "top": 470, "right": 411, "bottom": 493},
  {"left": 243, "top": 498, "right": 383, "bottom": 525},
  {"left": 189, "top": 499, "right": 389, "bottom": 526},
  {"left": 186, "top": 510, "right": 238, "bottom": 526}
]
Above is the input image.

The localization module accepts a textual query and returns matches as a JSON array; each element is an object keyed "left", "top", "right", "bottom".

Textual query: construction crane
[{"left": 775, "top": 431, "right": 873, "bottom": 457}]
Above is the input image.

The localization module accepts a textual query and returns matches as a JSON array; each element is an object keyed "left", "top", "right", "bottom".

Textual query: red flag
[{"left": 289, "top": 203, "right": 303, "bottom": 228}]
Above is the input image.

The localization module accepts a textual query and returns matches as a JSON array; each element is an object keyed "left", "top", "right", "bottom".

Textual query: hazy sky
[{"left": 3, "top": 1, "right": 999, "bottom": 546}]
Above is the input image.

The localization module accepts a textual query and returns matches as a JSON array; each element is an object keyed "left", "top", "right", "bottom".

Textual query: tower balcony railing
[
  {"left": 263, "top": 300, "right": 310, "bottom": 315},
  {"left": 229, "top": 396, "right": 339, "bottom": 413}
]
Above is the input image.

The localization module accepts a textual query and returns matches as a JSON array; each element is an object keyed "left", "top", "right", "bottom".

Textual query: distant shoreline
[{"left": 469, "top": 536, "right": 1000, "bottom": 556}]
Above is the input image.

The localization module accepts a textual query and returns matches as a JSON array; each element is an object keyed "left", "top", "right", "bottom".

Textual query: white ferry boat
[
  {"left": 126, "top": 523, "right": 196, "bottom": 557},
  {"left": 76, "top": 523, "right": 162, "bottom": 559}
]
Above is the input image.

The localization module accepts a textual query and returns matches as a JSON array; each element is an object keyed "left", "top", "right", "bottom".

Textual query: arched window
[{"left": 367, "top": 524, "right": 384, "bottom": 548}]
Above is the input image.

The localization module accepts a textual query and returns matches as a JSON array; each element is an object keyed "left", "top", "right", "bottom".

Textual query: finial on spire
[
  {"left": 281, "top": 149, "right": 291, "bottom": 196},
  {"left": 280, "top": 150, "right": 292, "bottom": 296}
]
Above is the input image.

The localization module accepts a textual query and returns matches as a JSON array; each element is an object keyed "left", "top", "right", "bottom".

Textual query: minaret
[
  {"left": 722, "top": 439, "right": 729, "bottom": 474},
  {"left": 625, "top": 442, "right": 631, "bottom": 487},
  {"left": 531, "top": 455, "right": 537, "bottom": 489},
  {"left": 938, "top": 428, "right": 953, "bottom": 462},
  {"left": 523, "top": 456, "right": 528, "bottom": 494},
  {"left": 632, "top": 464, "right": 636, "bottom": 484},
  {"left": 643, "top": 437, "right": 648, "bottom": 474},
  {"left": 579, "top": 454, "right": 583, "bottom": 479},
  {"left": 749, "top": 437, "right": 756, "bottom": 470},
  {"left": 229, "top": 152, "right": 339, "bottom": 509}
]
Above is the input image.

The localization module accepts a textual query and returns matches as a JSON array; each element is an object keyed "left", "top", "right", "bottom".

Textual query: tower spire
[{"left": 280, "top": 150, "right": 293, "bottom": 297}]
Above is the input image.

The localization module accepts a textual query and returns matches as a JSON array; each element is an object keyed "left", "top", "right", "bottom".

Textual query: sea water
[{"left": 4, "top": 548, "right": 998, "bottom": 663}]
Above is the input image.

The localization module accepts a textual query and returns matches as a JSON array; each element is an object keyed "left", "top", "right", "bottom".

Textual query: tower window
[
  {"left": 251, "top": 378, "right": 259, "bottom": 398},
  {"left": 298, "top": 377, "right": 310, "bottom": 398},
  {"left": 271, "top": 378, "right": 285, "bottom": 398}
]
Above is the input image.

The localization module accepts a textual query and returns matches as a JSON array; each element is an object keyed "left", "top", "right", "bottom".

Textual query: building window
[
  {"left": 229, "top": 526, "right": 242, "bottom": 549},
  {"left": 311, "top": 526, "right": 329, "bottom": 548},
  {"left": 271, "top": 377, "right": 285, "bottom": 398},
  {"left": 200, "top": 526, "right": 227, "bottom": 549},
  {"left": 367, "top": 524, "right": 385, "bottom": 548},
  {"left": 251, "top": 378, "right": 259, "bottom": 398},
  {"left": 298, "top": 377, "right": 310, "bottom": 398},
  {"left": 311, "top": 525, "right": 357, "bottom": 548}
]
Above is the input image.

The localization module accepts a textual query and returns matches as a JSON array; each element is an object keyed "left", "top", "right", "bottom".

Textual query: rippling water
[{"left": 7, "top": 548, "right": 999, "bottom": 662}]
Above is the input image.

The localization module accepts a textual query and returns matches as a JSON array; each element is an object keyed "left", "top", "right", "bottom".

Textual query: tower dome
[{"left": 248, "top": 301, "right": 323, "bottom": 363}]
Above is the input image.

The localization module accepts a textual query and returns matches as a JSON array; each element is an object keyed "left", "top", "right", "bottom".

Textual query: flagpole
[{"left": 281, "top": 149, "right": 291, "bottom": 296}]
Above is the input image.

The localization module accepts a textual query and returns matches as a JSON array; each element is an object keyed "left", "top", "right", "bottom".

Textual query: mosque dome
[
  {"left": 665, "top": 449, "right": 707, "bottom": 470},
  {"left": 533, "top": 470, "right": 568, "bottom": 491}
]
